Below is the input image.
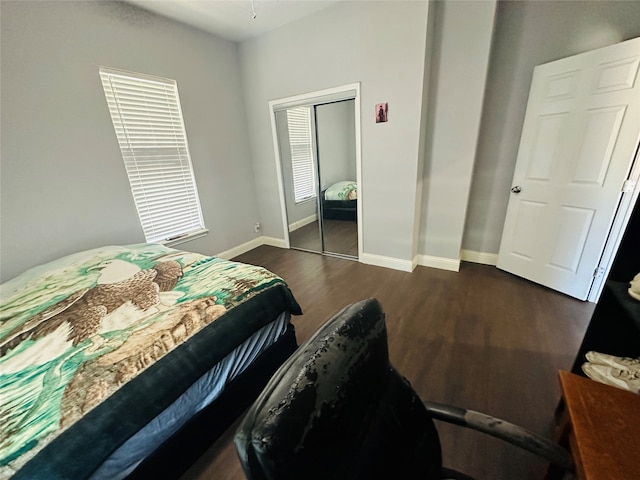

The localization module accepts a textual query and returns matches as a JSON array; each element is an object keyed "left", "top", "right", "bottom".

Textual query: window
[
  {"left": 286, "top": 107, "right": 316, "bottom": 203},
  {"left": 99, "top": 67, "right": 206, "bottom": 243}
]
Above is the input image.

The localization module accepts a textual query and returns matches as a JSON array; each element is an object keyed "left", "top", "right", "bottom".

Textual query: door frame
[
  {"left": 588, "top": 142, "right": 640, "bottom": 302},
  {"left": 268, "top": 83, "right": 362, "bottom": 259}
]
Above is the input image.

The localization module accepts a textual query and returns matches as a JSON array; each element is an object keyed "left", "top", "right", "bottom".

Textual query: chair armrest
[{"left": 423, "top": 401, "right": 573, "bottom": 471}]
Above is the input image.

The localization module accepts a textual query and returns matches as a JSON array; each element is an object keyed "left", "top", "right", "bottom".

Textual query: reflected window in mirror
[{"left": 286, "top": 107, "right": 317, "bottom": 204}]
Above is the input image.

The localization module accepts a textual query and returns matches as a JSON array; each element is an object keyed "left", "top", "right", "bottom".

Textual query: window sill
[
  {"left": 295, "top": 196, "right": 317, "bottom": 206},
  {"left": 162, "top": 229, "right": 209, "bottom": 248}
]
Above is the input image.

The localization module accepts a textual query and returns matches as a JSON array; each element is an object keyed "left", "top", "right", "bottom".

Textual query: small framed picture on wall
[{"left": 375, "top": 102, "right": 388, "bottom": 123}]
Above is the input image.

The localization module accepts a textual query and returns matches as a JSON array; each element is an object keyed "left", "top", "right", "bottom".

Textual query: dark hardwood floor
[
  {"left": 288, "top": 220, "right": 322, "bottom": 252},
  {"left": 181, "top": 246, "right": 594, "bottom": 480},
  {"left": 323, "top": 219, "right": 358, "bottom": 257}
]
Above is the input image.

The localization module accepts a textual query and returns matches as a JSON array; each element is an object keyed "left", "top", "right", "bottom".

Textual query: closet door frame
[{"left": 269, "top": 83, "right": 362, "bottom": 259}]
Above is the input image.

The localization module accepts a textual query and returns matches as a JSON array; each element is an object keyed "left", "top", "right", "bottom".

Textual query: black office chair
[{"left": 234, "top": 298, "right": 573, "bottom": 480}]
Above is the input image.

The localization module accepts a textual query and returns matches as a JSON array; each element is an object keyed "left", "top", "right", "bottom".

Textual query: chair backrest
[{"left": 235, "top": 298, "right": 443, "bottom": 480}]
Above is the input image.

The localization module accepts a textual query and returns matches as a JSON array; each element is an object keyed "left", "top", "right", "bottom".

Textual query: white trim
[
  {"left": 360, "top": 253, "right": 414, "bottom": 272},
  {"left": 460, "top": 249, "right": 498, "bottom": 266},
  {"left": 215, "top": 236, "right": 287, "bottom": 260},
  {"left": 272, "top": 89, "right": 358, "bottom": 112},
  {"left": 412, "top": 255, "right": 419, "bottom": 271},
  {"left": 269, "top": 103, "right": 291, "bottom": 249},
  {"left": 215, "top": 237, "right": 265, "bottom": 260},
  {"left": 417, "top": 254, "right": 460, "bottom": 272},
  {"left": 354, "top": 85, "right": 364, "bottom": 261},
  {"left": 288, "top": 213, "right": 318, "bottom": 232},
  {"left": 587, "top": 141, "right": 640, "bottom": 303},
  {"left": 260, "top": 236, "right": 287, "bottom": 249}
]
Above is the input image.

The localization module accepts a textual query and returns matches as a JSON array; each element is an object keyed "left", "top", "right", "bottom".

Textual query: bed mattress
[
  {"left": 0, "top": 243, "right": 301, "bottom": 480},
  {"left": 91, "top": 311, "right": 290, "bottom": 479}
]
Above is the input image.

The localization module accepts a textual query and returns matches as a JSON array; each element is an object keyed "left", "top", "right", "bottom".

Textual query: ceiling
[{"left": 126, "top": 0, "right": 342, "bottom": 42}]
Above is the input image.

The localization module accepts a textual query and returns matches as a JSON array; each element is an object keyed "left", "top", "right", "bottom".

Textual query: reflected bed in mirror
[
  {"left": 320, "top": 180, "right": 358, "bottom": 258},
  {"left": 321, "top": 181, "right": 357, "bottom": 221}
]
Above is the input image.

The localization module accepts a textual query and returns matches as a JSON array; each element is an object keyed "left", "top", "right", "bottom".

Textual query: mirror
[
  {"left": 316, "top": 100, "right": 358, "bottom": 257},
  {"left": 275, "top": 99, "right": 358, "bottom": 259},
  {"left": 275, "top": 108, "right": 322, "bottom": 253}
]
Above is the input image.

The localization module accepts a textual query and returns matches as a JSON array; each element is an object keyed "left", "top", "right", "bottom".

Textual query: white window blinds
[
  {"left": 99, "top": 67, "right": 205, "bottom": 243},
  {"left": 286, "top": 107, "right": 316, "bottom": 203}
]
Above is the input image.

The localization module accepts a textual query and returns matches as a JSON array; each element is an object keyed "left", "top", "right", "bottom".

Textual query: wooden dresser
[{"left": 547, "top": 371, "right": 640, "bottom": 479}]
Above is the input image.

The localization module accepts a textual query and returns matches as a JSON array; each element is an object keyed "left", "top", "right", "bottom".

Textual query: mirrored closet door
[{"left": 275, "top": 98, "right": 358, "bottom": 259}]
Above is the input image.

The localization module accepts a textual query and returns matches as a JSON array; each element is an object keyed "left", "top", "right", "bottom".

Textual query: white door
[{"left": 497, "top": 37, "right": 640, "bottom": 300}]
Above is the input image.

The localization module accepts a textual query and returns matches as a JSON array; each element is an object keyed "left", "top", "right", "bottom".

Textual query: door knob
[{"left": 511, "top": 186, "right": 522, "bottom": 194}]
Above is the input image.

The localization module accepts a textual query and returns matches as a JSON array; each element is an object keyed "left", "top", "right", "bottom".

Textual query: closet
[{"left": 273, "top": 91, "right": 360, "bottom": 260}]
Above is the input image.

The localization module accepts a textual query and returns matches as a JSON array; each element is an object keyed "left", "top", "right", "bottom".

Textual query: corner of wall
[
  {"left": 460, "top": 249, "right": 498, "bottom": 266},
  {"left": 360, "top": 252, "right": 415, "bottom": 273},
  {"left": 417, "top": 254, "right": 460, "bottom": 272},
  {"left": 216, "top": 236, "right": 286, "bottom": 260}
]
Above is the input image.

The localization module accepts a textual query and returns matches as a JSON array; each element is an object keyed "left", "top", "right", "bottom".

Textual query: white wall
[
  {"left": 418, "top": 0, "right": 496, "bottom": 263},
  {"left": 463, "top": 0, "right": 640, "bottom": 255},
  {"left": 0, "top": 1, "right": 258, "bottom": 282},
  {"left": 240, "top": 1, "right": 429, "bottom": 266}
]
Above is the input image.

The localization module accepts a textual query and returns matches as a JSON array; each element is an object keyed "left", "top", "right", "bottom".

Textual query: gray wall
[
  {"left": 240, "top": 1, "right": 429, "bottom": 263},
  {"left": 463, "top": 0, "right": 640, "bottom": 254},
  {"left": 5, "top": 1, "right": 636, "bottom": 281},
  {"left": 316, "top": 100, "right": 357, "bottom": 191},
  {"left": 0, "top": 1, "right": 258, "bottom": 282},
  {"left": 419, "top": 0, "right": 496, "bottom": 261}
]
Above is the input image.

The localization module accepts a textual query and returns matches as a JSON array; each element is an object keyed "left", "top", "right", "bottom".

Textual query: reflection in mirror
[
  {"left": 275, "top": 98, "right": 358, "bottom": 259},
  {"left": 316, "top": 100, "right": 358, "bottom": 258},
  {"left": 275, "top": 109, "right": 322, "bottom": 253}
]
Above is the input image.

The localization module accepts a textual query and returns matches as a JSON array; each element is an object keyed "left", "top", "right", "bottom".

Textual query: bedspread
[{"left": 0, "top": 244, "right": 301, "bottom": 479}]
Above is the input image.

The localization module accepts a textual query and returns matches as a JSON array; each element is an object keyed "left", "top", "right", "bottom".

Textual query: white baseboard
[
  {"left": 261, "top": 236, "right": 287, "bottom": 248},
  {"left": 360, "top": 253, "right": 461, "bottom": 273},
  {"left": 288, "top": 214, "right": 317, "bottom": 232},
  {"left": 416, "top": 254, "right": 460, "bottom": 272},
  {"left": 218, "top": 239, "right": 496, "bottom": 275},
  {"left": 360, "top": 252, "right": 414, "bottom": 272},
  {"left": 460, "top": 249, "right": 498, "bottom": 265},
  {"left": 216, "top": 236, "right": 286, "bottom": 260}
]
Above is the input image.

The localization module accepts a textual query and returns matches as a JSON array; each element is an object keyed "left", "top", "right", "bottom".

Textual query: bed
[
  {"left": 321, "top": 180, "right": 357, "bottom": 221},
  {"left": 0, "top": 243, "right": 302, "bottom": 479}
]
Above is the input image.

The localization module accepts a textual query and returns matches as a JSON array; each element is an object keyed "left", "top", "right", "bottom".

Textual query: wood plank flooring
[
  {"left": 181, "top": 246, "right": 594, "bottom": 480},
  {"left": 289, "top": 219, "right": 358, "bottom": 257}
]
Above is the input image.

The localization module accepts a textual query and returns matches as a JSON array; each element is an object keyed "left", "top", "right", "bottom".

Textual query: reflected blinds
[
  {"left": 100, "top": 67, "right": 205, "bottom": 243},
  {"left": 286, "top": 107, "right": 316, "bottom": 203}
]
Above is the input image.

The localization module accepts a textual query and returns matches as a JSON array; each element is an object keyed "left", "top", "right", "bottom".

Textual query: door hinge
[
  {"left": 593, "top": 266, "right": 606, "bottom": 279},
  {"left": 622, "top": 179, "right": 636, "bottom": 193}
]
